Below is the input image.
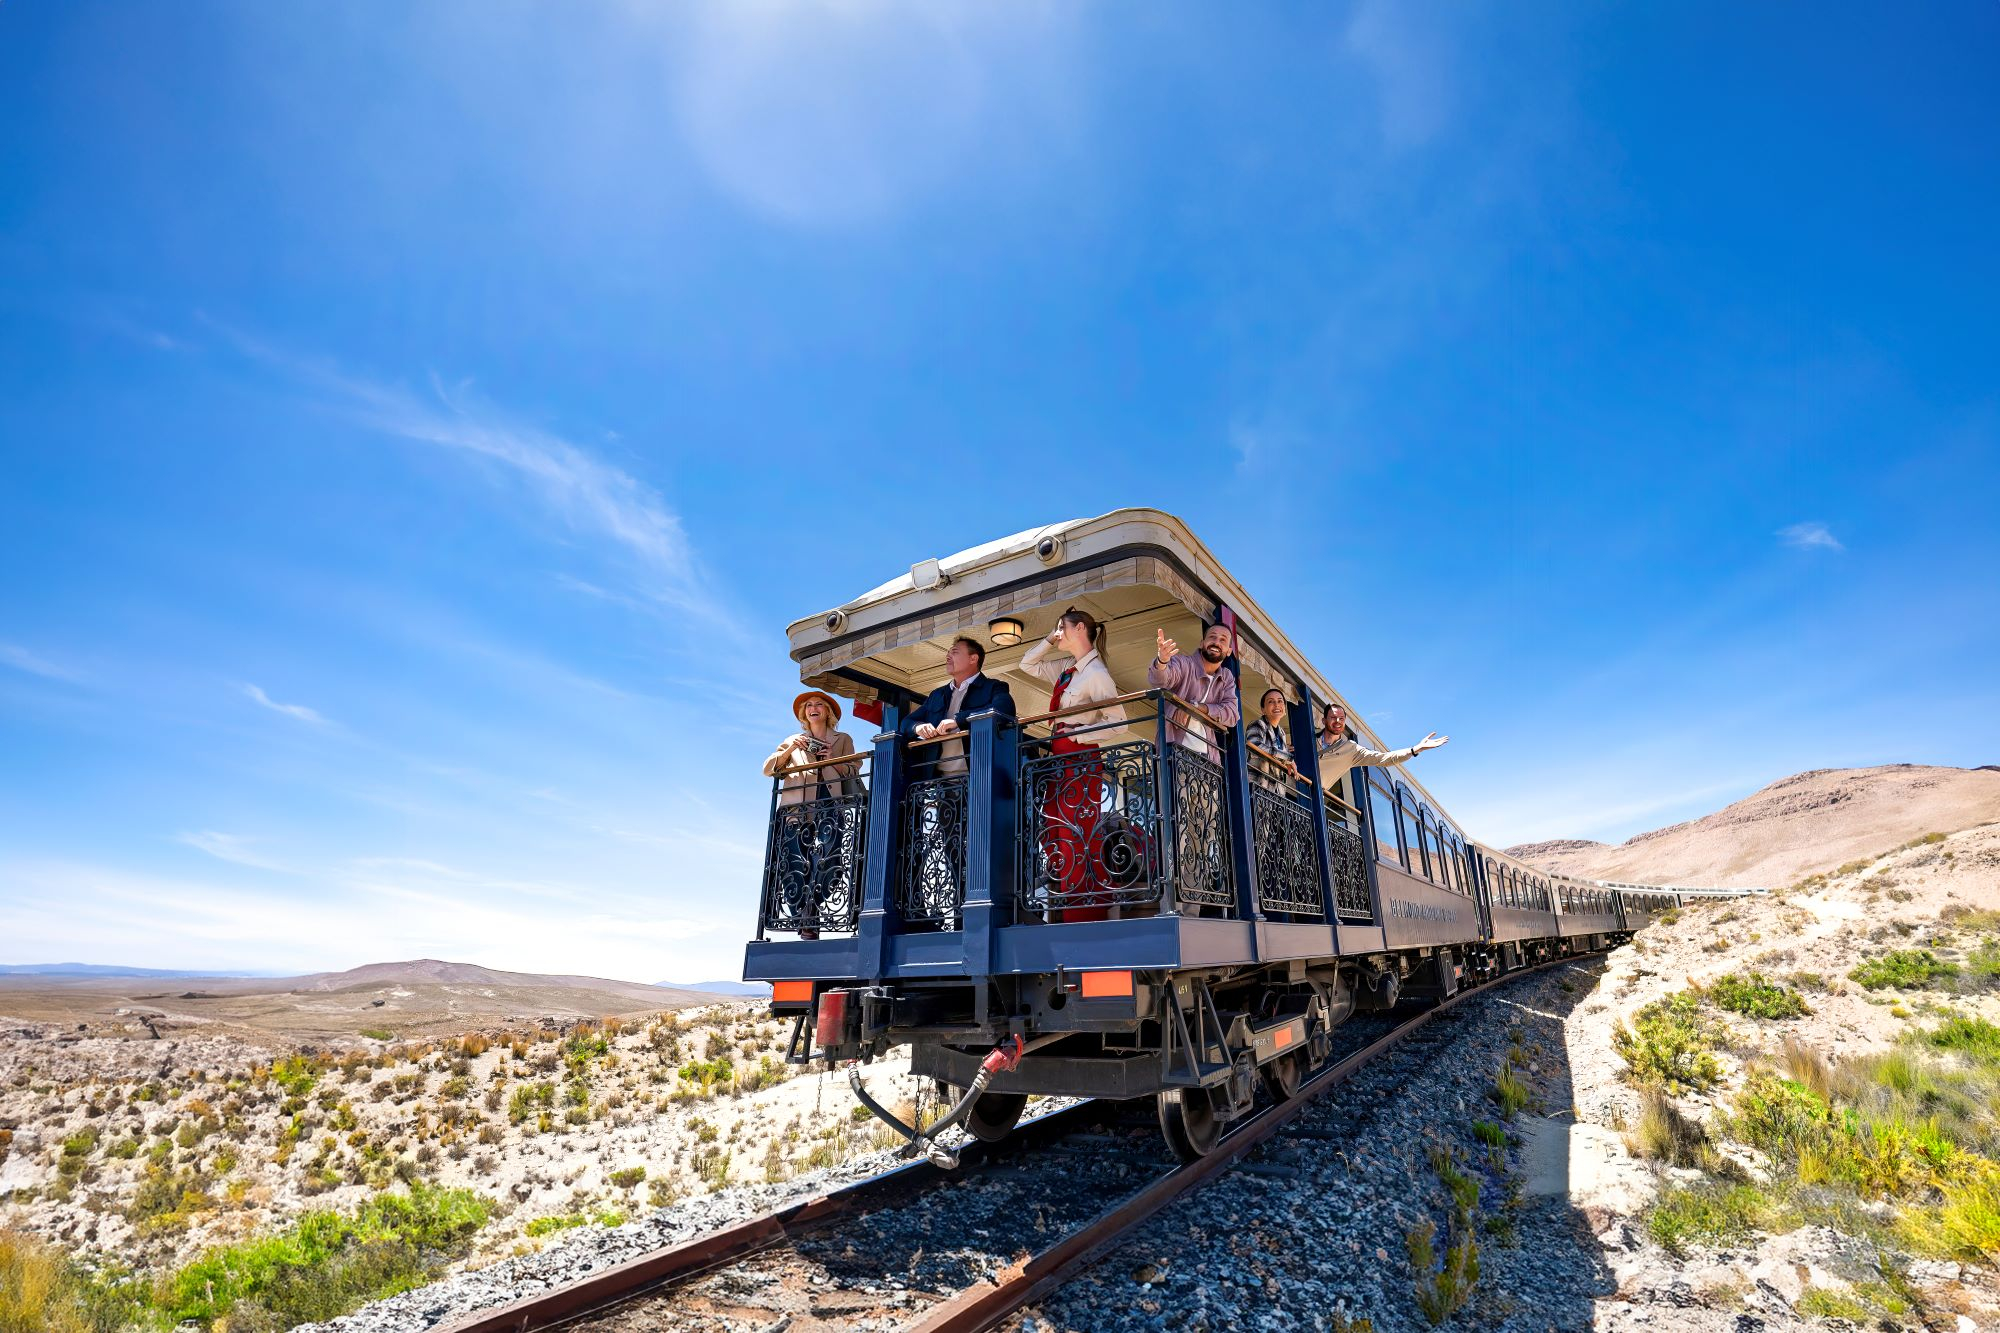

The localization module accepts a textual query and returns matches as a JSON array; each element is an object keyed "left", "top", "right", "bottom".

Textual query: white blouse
[{"left": 1020, "top": 641, "right": 1129, "bottom": 735}]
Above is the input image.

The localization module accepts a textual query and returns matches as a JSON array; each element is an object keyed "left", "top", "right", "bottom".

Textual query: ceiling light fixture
[{"left": 987, "top": 616, "right": 1024, "bottom": 647}]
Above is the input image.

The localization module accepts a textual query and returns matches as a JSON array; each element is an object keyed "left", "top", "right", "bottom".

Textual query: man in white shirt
[{"left": 1316, "top": 702, "right": 1448, "bottom": 789}]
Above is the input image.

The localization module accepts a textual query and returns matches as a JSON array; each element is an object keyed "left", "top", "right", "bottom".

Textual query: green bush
[
  {"left": 359, "top": 1028, "right": 394, "bottom": 1041},
  {"left": 1469, "top": 1121, "right": 1507, "bottom": 1150},
  {"left": 1850, "top": 950, "right": 1958, "bottom": 992},
  {"left": 608, "top": 1166, "right": 646, "bottom": 1189},
  {"left": 1613, "top": 991, "right": 1722, "bottom": 1091},
  {"left": 161, "top": 1182, "right": 488, "bottom": 1326},
  {"left": 0, "top": 1229, "right": 151, "bottom": 1333},
  {"left": 1925, "top": 1015, "right": 2000, "bottom": 1065},
  {"left": 1706, "top": 972, "right": 1810, "bottom": 1020},
  {"left": 1647, "top": 1183, "right": 1766, "bottom": 1257}
]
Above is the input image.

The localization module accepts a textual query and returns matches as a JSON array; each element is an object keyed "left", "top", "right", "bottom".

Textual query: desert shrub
[
  {"left": 0, "top": 1228, "right": 150, "bottom": 1333},
  {"left": 1786, "top": 971, "right": 1829, "bottom": 993},
  {"left": 127, "top": 1164, "right": 213, "bottom": 1229},
  {"left": 608, "top": 1166, "right": 646, "bottom": 1189},
  {"left": 1940, "top": 904, "right": 2000, "bottom": 933},
  {"left": 1850, "top": 950, "right": 1957, "bottom": 992},
  {"left": 359, "top": 1028, "right": 394, "bottom": 1041},
  {"left": 507, "top": 1083, "right": 555, "bottom": 1125},
  {"left": 161, "top": 1182, "right": 488, "bottom": 1326},
  {"left": 1491, "top": 1064, "right": 1530, "bottom": 1116},
  {"left": 1705, "top": 972, "right": 1810, "bottom": 1020},
  {"left": 270, "top": 1056, "right": 320, "bottom": 1099},
  {"left": 1627, "top": 1089, "right": 1720, "bottom": 1171},
  {"left": 1613, "top": 992, "right": 1722, "bottom": 1092},
  {"left": 1925, "top": 1015, "right": 2000, "bottom": 1066},
  {"left": 1647, "top": 1182, "right": 1766, "bottom": 1257}
]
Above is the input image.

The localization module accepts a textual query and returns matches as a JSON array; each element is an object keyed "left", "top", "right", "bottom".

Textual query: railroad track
[{"left": 436, "top": 955, "right": 1591, "bottom": 1333}]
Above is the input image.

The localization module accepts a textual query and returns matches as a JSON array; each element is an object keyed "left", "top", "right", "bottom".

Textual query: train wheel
[
  {"left": 1158, "top": 1086, "right": 1222, "bottom": 1161},
  {"left": 965, "top": 1090, "right": 1027, "bottom": 1143},
  {"left": 1260, "top": 1051, "right": 1305, "bottom": 1102}
]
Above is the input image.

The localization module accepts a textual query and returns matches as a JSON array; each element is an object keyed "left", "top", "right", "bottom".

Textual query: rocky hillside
[
  {"left": 1510, "top": 764, "right": 2000, "bottom": 888},
  {"left": 1553, "top": 817, "right": 2000, "bottom": 1328}
]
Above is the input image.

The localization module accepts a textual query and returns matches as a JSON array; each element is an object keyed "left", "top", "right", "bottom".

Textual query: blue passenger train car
[{"left": 742, "top": 510, "right": 1679, "bottom": 1160}]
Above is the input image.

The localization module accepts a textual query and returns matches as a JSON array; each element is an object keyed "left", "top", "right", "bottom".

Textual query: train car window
[
  {"left": 1395, "top": 789, "right": 1423, "bottom": 877},
  {"left": 1367, "top": 773, "right": 1404, "bottom": 869}
]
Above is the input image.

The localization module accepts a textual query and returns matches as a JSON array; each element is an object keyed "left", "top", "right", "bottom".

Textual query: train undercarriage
[{"left": 784, "top": 936, "right": 1612, "bottom": 1162}]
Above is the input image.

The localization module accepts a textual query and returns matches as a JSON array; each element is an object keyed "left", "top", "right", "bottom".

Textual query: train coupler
[{"left": 846, "top": 1034, "right": 1047, "bottom": 1170}]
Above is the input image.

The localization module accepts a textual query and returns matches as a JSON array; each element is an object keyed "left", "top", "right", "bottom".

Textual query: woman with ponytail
[{"left": 1021, "top": 607, "right": 1128, "bottom": 921}]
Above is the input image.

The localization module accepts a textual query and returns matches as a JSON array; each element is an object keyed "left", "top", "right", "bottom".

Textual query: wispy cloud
[
  {"left": 176, "top": 831, "right": 295, "bottom": 873},
  {"left": 1778, "top": 521, "right": 1844, "bottom": 552},
  {"left": 1344, "top": 0, "right": 1454, "bottom": 150},
  {"left": 239, "top": 682, "right": 331, "bottom": 725},
  {"left": 0, "top": 643, "right": 79, "bottom": 682},
  {"left": 210, "top": 321, "right": 736, "bottom": 632}
]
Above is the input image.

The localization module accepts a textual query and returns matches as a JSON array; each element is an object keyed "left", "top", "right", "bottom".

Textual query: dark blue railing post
[
  {"left": 856, "top": 703, "right": 906, "bottom": 983},
  {"left": 1152, "top": 689, "right": 1178, "bottom": 914},
  {"left": 1291, "top": 694, "right": 1334, "bottom": 924},
  {"left": 960, "top": 709, "right": 1015, "bottom": 978},
  {"left": 1217, "top": 630, "right": 1262, "bottom": 928}
]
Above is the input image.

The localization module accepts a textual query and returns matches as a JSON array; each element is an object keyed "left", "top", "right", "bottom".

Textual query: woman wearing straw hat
[{"left": 761, "top": 691, "right": 860, "bottom": 938}]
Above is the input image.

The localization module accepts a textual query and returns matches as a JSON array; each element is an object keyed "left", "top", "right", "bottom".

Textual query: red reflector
[
  {"left": 1273, "top": 1025, "right": 1294, "bottom": 1051},
  {"left": 1080, "top": 970, "right": 1133, "bottom": 998},
  {"left": 814, "top": 990, "right": 849, "bottom": 1047},
  {"left": 772, "top": 981, "right": 813, "bottom": 1004}
]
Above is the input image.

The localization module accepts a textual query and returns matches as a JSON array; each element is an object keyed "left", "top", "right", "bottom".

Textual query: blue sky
[{"left": 3, "top": 3, "right": 1996, "bottom": 982}]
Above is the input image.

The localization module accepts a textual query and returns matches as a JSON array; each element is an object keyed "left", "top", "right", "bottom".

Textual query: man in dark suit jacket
[{"left": 901, "top": 636, "right": 1016, "bottom": 778}]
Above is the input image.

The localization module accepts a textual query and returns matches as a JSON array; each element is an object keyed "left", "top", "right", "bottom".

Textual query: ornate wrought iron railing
[
  {"left": 1166, "top": 743, "right": 1236, "bottom": 911},
  {"left": 1013, "top": 689, "right": 1235, "bottom": 920},
  {"left": 1019, "top": 739, "right": 1161, "bottom": 918},
  {"left": 899, "top": 774, "right": 969, "bottom": 926},
  {"left": 760, "top": 785, "right": 868, "bottom": 936},
  {"left": 1328, "top": 822, "right": 1371, "bottom": 921},
  {"left": 1251, "top": 782, "right": 1322, "bottom": 918},
  {"left": 1322, "top": 789, "right": 1373, "bottom": 921}
]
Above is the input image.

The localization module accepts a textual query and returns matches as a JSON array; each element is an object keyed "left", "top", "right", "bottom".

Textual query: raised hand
[
  {"left": 1156, "top": 628, "right": 1178, "bottom": 662},
  {"left": 1415, "top": 732, "right": 1450, "bottom": 752}
]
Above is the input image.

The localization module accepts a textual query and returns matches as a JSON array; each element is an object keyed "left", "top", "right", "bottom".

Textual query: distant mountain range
[
  {"left": 0, "top": 963, "right": 290, "bottom": 978},
  {"left": 660, "top": 979, "right": 769, "bottom": 997},
  {"left": 1508, "top": 763, "right": 2000, "bottom": 888},
  {"left": 0, "top": 959, "right": 755, "bottom": 1003}
]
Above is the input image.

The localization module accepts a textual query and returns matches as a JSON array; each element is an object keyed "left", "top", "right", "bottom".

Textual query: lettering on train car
[{"left": 1389, "top": 898, "right": 1460, "bottom": 923}]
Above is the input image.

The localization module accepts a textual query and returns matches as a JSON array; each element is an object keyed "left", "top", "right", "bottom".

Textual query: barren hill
[
  {"left": 0, "top": 958, "right": 730, "bottom": 1041},
  {"left": 1509, "top": 762, "right": 2000, "bottom": 887}
]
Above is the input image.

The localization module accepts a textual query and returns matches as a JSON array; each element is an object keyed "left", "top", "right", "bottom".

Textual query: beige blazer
[
  {"left": 1020, "top": 641, "right": 1128, "bottom": 736},
  {"left": 763, "top": 730, "right": 859, "bottom": 806}
]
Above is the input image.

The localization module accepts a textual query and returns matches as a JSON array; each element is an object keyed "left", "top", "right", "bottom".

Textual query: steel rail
[
  {"left": 429, "top": 1097, "right": 1108, "bottom": 1333},
  {"left": 903, "top": 951, "right": 1600, "bottom": 1333}
]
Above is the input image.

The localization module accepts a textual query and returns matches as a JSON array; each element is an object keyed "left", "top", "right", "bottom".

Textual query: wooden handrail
[
  {"left": 1161, "top": 690, "right": 1231, "bottom": 735},
  {"left": 1015, "top": 690, "right": 1155, "bottom": 728},
  {"left": 1244, "top": 740, "right": 1311, "bottom": 789},
  {"left": 1321, "top": 791, "right": 1364, "bottom": 820},
  {"left": 771, "top": 749, "right": 870, "bottom": 777}
]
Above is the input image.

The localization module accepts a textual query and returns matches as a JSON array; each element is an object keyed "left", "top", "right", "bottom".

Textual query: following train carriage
[{"left": 742, "top": 509, "right": 1687, "bottom": 1162}]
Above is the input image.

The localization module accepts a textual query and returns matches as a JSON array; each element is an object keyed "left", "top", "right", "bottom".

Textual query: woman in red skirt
[{"left": 1020, "top": 608, "right": 1128, "bottom": 921}]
